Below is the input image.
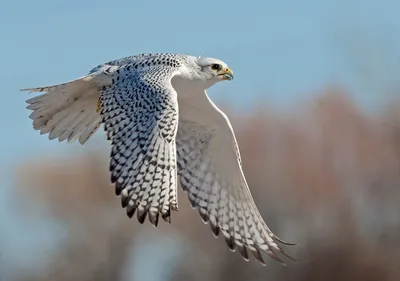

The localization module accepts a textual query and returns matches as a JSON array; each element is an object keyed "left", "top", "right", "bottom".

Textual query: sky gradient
[{"left": 1, "top": 0, "right": 400, "bottom": 279}]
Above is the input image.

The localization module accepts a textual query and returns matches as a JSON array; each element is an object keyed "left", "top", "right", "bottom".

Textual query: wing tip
[
  {"left": 20, "top": 88, "right": 33, "bottom": 94},
  {"left": 273, "top": 235, "right": 297, "bottom": 246},
  {"left": 20, "top": 87, "right": 44, "bottom": 93}
]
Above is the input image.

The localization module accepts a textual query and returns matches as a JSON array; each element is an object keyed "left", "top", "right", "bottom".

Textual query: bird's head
[
  {"left": 174, "top": 55, "right": 234, "bottom": 92},
  {"left": 194, "top": 57, "right": 234, "bottom": 82}
]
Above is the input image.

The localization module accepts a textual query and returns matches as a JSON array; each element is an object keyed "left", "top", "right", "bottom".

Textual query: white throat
[{"left": 171, "top": 68, "right": 218, "bottom": 99}]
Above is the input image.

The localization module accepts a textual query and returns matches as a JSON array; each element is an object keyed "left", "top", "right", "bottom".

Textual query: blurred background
[{"left": 1, "top": 0, "right": 400, "bottom": 280}]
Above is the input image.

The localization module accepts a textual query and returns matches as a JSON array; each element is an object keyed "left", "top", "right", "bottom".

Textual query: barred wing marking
[
  {"left": 100, "top": 64, "right": 180, "bottom": 226},
  {"left": 176, "top": 91, "right": 295, "bottom": 265}
]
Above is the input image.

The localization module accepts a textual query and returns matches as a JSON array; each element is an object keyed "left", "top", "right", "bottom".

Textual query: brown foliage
[{"left": 10, "top": 90, "right": 400, "bottom": 281}]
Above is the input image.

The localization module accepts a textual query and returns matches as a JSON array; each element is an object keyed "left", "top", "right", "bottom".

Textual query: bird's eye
[{"left": 211, "top": 64, "right": 222, "bottom": 71}]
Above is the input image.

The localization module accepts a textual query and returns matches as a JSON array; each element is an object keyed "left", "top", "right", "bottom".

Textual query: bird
[{"left": 21, "top": 53, "right": 295, "bottom": 265}]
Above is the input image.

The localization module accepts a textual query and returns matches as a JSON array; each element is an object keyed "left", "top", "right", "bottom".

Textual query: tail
[{"left": 21, "top": 75, "right": 103, "bottom": 144}]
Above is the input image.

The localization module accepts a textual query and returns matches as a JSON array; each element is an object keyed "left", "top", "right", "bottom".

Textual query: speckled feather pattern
[
  {"left": 98, "top": 55, "right": 185, "bottom": 225},
  {"left": 176, "top": 119, "right": 294, "bottom": 265}
]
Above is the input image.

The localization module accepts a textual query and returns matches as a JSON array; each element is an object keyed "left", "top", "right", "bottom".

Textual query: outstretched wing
[
  {"left": 176, "top": 91, "right": 295, "bottom": 265},
  {"left": 99, "top": 62, "right": 180, "bottom": 226}
]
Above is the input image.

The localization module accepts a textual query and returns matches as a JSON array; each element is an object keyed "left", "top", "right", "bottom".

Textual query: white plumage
[{"left": 21, "top": 53, "right": 295, "bottom": 265}]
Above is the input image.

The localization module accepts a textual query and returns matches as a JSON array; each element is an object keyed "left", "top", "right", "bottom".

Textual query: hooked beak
[{"left": 219, "top": 68, "right": 234, "bottom": 81}]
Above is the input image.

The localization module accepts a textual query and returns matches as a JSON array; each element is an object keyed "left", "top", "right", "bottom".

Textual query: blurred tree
[{"left": 10, "top": 91, "right": 400, "bottom": 281}]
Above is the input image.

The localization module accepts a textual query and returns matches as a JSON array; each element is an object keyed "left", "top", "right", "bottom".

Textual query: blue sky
[{"left": 1, "top": 0, "right": 400, "bottom": 278}]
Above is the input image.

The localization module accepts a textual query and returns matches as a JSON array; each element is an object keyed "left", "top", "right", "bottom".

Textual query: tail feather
[{"left": 22, "top": 75, "right": 102, "bottom": 144}]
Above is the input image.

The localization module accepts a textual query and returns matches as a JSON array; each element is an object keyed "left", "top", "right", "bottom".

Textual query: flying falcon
[{"left": 21, "top": 53, "right": 295, "bottom": 265}]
